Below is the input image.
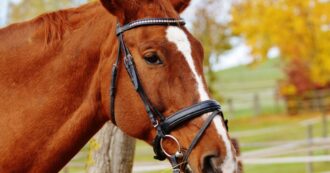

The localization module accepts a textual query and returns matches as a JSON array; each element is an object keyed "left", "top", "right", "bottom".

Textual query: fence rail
[
  {"left": 286, "top": 89, "right": 330, "bottom": 114},
  {"left": 61, "top": 114, "right": 329, "bottom": 173},
  {"left": 243, "top": 155, "right": 330, "bottom": 165}
]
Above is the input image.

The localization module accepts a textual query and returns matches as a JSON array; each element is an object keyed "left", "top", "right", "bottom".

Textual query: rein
[{"left": 110, "top": 18, "right": 228, "bottom": 172}]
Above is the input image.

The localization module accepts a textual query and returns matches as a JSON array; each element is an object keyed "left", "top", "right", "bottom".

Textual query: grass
[
  {"left": 61, "top": 120, "right": 330, "bottom": 173},
  {"left": 133, "top": 112, "right": 330, "bottom": 173},
  {"left": 230, "top": 113, "right": 330, "bottom": 147},
  {"left": 244, "top": 162, "right": 330, "bottom": 173},
  {"left": 62, "top": 58, "right": 330, "bottom": 173},
  {"left": 215, "top": 58, "right": 284, "bottom": 84},
  {"left": 134, "top": 141, "right": 155, "bottom": 162},
  {"left": 132, "top": 58, "right": 330, "bottom": 172},
  {"left": 213, "top": 58, "right": 286, "bottom": 117}
]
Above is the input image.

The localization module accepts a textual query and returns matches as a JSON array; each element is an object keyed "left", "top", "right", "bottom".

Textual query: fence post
[
  {"left": 227, "top": 98, "right": 234, "bottom": 117},
  {"left": 312, "top": 90, "right": 318, "bottom": 111},
  {"left": 323, "top": 113, "right": 328, "bottom": 156},
  {"left": 253, "top": 93, "right": 261, "bottom": 116},
  {"left": 62, "top": 166, "right": 69, "bottom": 173},
  {"left": 322, "top": 110, "right": 328, "bottom": 155},
  {"left": 274, "top": 90, "right": 280, "bottom": 113},
  {"left": 306, "top": 124, "right": 314, "bottom": 173},
  {"left": 322, "top": 112, "right": 328, "bottom": 138},
  {"left": 317, "top": 90, "right": 328, "bottom": 155},
  {"left": 318, "top": 90, "right": 328, "bottom": 138}
]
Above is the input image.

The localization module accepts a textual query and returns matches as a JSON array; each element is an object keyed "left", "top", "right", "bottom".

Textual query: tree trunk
[{"left": 87, "top": 123, "right": 136, "bottom": 173}]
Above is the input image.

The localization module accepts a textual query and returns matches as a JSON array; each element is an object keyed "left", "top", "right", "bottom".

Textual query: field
[
  {"left": 214, "top": 58, "right": 285, "bottom": 117},
  {"left": 131, "top": 58, "right": 330, "bottom": 173},
  {"left": 62, "top": 58, "right": 330, "bottom": 173},
  {"left": 62, "top": 114, "right": 330, "bottom": 173},
  {"left": 133, "top": 113, "right": 330, "bottom": 173}
]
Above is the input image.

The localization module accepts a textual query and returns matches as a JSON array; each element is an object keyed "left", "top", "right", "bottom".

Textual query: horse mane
[
  {"left": 0, "top": 2, "right": 105, "bottom": 47},
  {"left": 35, "top": 11, "right": 73, "bottom": 44},
  {"left": 33, "top": 2, "right": 103, "bottom": 45},
  {"left": 0, "top": 1, "right": 177, "bottom": 48}
]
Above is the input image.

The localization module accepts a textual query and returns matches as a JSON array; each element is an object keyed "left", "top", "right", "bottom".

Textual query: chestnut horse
[{"left": 0, "top": 0, "right": 239, "bottom": 172}]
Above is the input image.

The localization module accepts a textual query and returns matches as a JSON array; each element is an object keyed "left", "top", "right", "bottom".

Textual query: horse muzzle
[
  {"left": 202, "top": 155, "right": 223, "bottom": 173},
  {"left": 202, "top": 154, "right": 239, "bottom": 173}
]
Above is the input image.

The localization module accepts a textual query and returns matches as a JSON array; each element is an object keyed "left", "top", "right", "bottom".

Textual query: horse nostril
[{"left": 202, "top": 155, "right": 222, "bottom": 173}]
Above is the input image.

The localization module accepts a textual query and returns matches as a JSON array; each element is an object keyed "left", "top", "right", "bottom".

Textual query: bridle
[
  {"left": 111, "top": 17, "right": 228, "bottom": 172},
  {"left": 110, "top": 18, "right": 228, "bottom": 172}
]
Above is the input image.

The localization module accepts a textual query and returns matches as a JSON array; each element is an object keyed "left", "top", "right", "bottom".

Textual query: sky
[
  {"left": 182, "top": 0, "right": 255, "bottom": 70},
  {"left": 0, "top": 0, "right": 258, "bottom": 70},
  {"left": 0, "top": 0, "right": 21, "bottom": 26},
  {"left": 0, "top": 0, "right": 9, "bottom": 26}
]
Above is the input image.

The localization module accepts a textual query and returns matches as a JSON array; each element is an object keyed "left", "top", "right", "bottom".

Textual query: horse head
[{"left": 98, "top": 0, "right": 239, "bottom": 172}]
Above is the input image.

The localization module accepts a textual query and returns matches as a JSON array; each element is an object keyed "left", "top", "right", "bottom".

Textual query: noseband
[{"left": 110, "top": 18, "right": 228, "bottom": 172}]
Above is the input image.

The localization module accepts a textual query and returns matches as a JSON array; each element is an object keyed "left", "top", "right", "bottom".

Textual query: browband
[{"left": 116, "top": 18, "right": 185, "bottom": 35}]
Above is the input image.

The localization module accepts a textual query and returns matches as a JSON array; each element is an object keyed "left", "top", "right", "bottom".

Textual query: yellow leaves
[
  {"left": 87, "top": 138, "right": 100, "bottom": 167},
  {"left": 280, "top": 83, "right": 297, "bottom": 96},
  {"left": 232, "top": 0, "right": 330, "bottom": 88},
  {"left": 311, "top": 53, "right": 330, "bottom": 86}
]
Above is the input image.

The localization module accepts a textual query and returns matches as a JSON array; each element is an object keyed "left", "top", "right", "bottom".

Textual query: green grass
[
  {"left": 213, "top": 58, "right": 286, "bottom": 117},
  {"left": 62, "top": 59, "right": 330, "bottom": 173},
  {"left": 61, "top": 113, "right": 330, "bottom": 173},
  {"left": 133, "top": 113, "right": 330, "bottom": 173},
  {"left": 230, "top": 114, "right": 330, "bottom": 150},
  {"left": 225, "top": 104, "right": 286, "bottom": 119},
  {"left": 215, "top": 58, "right": 284, "bottom": 84},
  {"left": 244, "top": 162, "right": 330, "bottom": 173},
  {"left": 134, "top": 140, "right": 155, "bottom": 162}
]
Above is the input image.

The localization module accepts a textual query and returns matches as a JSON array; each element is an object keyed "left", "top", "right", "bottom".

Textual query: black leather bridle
[{"left": 110, "top": 18, "right": 228, "bottom": 172}]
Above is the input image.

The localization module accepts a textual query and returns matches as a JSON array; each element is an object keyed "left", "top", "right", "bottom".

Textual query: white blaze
[
  {"left": 165, "top": 27, "right": 208, "bottom": 101},
  {"left": 166, "top": 26, "right": 236, "bottom": 173}
]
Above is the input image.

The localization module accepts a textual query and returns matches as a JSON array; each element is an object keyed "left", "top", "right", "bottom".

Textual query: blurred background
[{"left": 1, "top": 0, "right": 329, "bottom": 172}]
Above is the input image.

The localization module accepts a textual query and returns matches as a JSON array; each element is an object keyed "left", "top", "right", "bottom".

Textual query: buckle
[{"left": 153, "top": 120, "right": 159, "bottom": 128}]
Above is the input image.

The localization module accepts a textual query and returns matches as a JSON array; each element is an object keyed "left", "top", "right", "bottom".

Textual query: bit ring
[{"left": 160, "top": 135, "right": 182, "bottom": 158}]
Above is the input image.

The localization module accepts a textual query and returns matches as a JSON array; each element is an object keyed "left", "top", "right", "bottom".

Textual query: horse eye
[{"left": 143, "top": 53, "right": 163, "bottom": 65}]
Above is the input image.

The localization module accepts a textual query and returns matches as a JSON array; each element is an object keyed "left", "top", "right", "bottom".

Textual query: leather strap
[
  {"left": 161, "top": 100, "right": 221, "bottom": 133},
  {"left": 110, "top": 18, "right": 229, "bottom": 172},
  {"left": 120, "top": 33, "right": 166, "bottom": 125},
  {"left": 111, "top": 18, "right": 185, "bottom": 126},
  {"left": 116, "top": 18, "right": 185, "bottom": 35},
  {"left": 182, "top": 111, "right": 220, "bottom": 168},
  {"left": 109, "top": 41, "right": 121, "bottom": 125},
  {"left": 153, "top": 135, "right": 167, "bottom": 161}
]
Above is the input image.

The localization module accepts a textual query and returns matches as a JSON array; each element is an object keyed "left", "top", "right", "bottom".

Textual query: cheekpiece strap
[{"left": 116, "top": 18, "right": 185, "bottom": 35}]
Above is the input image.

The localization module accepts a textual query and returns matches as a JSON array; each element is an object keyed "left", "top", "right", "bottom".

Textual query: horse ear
[
  {"left": 99, "top": 0, "right": 126, "bottom": 22},
  {"left": 169, "top": 0, "right": 191, "bottom": 13}
]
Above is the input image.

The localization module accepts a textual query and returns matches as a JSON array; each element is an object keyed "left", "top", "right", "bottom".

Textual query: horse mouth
[
  {"left": 183, "top": 155, "right": 223, "bottom": 173},
  {"left": 184, "top": 164, "right": 193, "bottom": 173}
]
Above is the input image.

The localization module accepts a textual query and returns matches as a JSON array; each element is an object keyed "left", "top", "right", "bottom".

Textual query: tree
[
  {"left": 192, "top": 0, "right": 232, "bottom": 100},
  {"left": 231, "top": 0, "right": 330, "bottom": 94}
]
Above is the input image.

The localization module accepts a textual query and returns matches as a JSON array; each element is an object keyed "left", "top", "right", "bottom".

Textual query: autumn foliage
[{"left": 231, "top": 0, "right": 330, "bottom": 96}]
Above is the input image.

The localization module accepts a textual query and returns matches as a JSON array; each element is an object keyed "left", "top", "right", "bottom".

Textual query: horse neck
[{"left": 0, "top": 3, "right": 117, "bottom": 172}]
